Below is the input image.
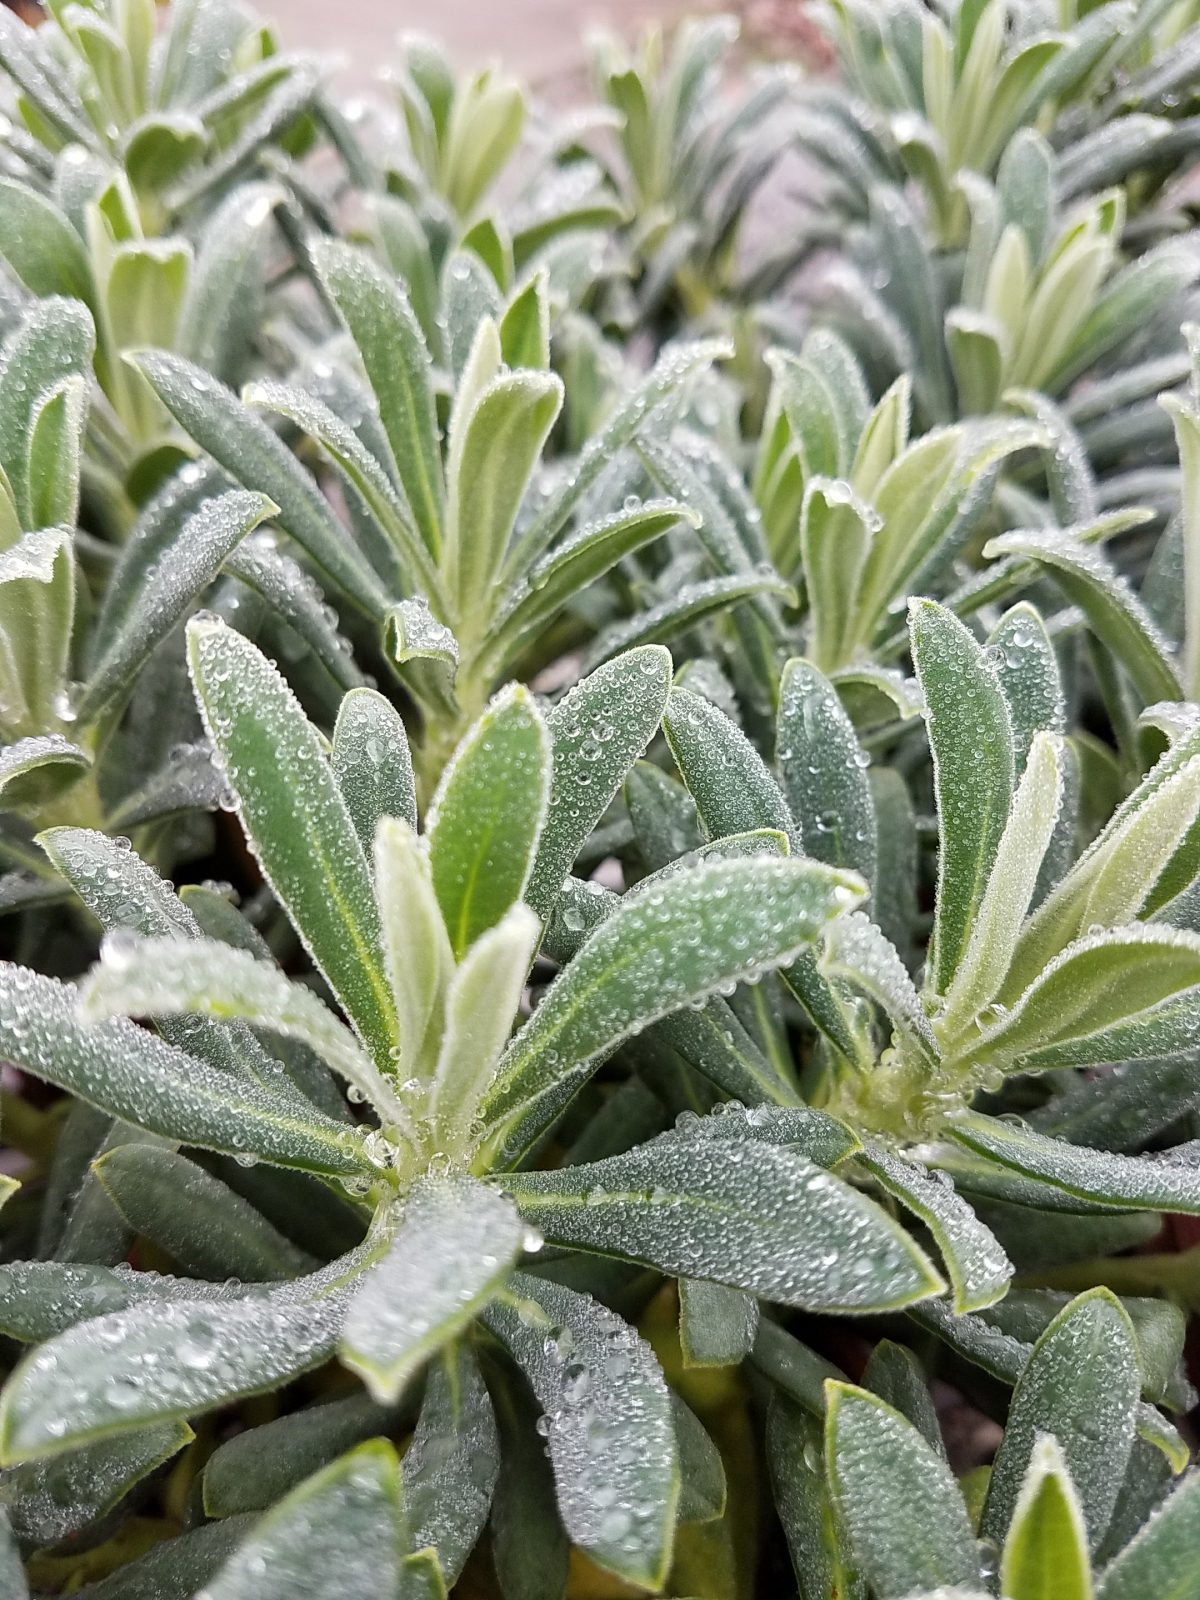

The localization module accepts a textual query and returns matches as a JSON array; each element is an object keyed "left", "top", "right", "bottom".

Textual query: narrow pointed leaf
[
  {"left": 1096, "top": 1471, "right": 1200, "bottom": 1600},
  {"left": 504, "top": 1127, "right": 943, "bottom": 1311},
  {"left": 200, "top": 1440, "right": 407, "bottom": 1600},
  {"left": 825, "top": 1382, "right": 981, "bottom": 1597},
  {"left": 403, "top": 1346, "right": 498, "bottom": 1584},
  {"left": 911, "top": 597, "right": 1015, "bottom": 994},
  {"left": 484, "top": 1272, "right": 678, "bottom": 1590},
  {"left": 857, "top": 1141, "right": 1011, "bottom": 1313},
  {"left": 981, "top": 1289, "right": 1139, "bottom": 1551},
  {"left": 332, "top": 687, "right": 418, "bottom": 851},
  {"left": 482, "top": 856, "right": 864, "bottom": 1163},
  {"left": 427, "top": 685, "right": 551, "bottom": 958},
  {"left": 0, "top": 964, "right": 373, "bottom": 1180},
  {"left": 1000, "top": 1435, "right": 1094, "bottom": 1600},
  {"left": 187, "top": 619, "right": 399, "bottom": 1067},
  {"left": 526, "top": 646, "right": 672, "bottom": 919},
  {"left": 778, "top": 657, "right": 877, "bottom": 888},
  {"left": 0, "top": 1254, "right": 368, "bottom": 1462}
]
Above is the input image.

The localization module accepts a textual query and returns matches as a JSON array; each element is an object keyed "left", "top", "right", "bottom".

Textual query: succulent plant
[{"left": 1, "top": 2, "right": 1199, "bottom": 1597}]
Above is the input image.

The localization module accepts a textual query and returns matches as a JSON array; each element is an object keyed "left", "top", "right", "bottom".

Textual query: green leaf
[
  {"left": 0, "top": 298, "right": 95, "bottom": 530},
  {"left": 0, "top": 1510, "right": 26, "bottom": 1600},
  {"left": 778, "top": 656, "right": 877, "bottom": 888},
  {"left": 484, "top": 1272, "right": 678, "bottom": 1590},
  {"left": 199, "top": 1440, "right": 409, "bottom": 1600},
  {"left": 79, "top": 490, "right": 276, "bottom": 721},
  {"left": 0, "top": 964, "right": 373, "bottom": 1180},
  {"left": 985, "top": 528, "right": 1182, "bottom": 704},
  {"left": 131, "top": 350, "right": 389, "bottom": 616},
  {"left": 243, "top": 378, "right": 439, "bottom": 603},
  {"left": 582, "top": 571, "right": 796, "bottom": 673},
  {"left": 989, "top": 602, "right": 1065, "bottom": 772},
  {"left": 505, "top": 338, "right": 731, "bottom": 576},
  {"left": 857, "top": 1141, "right": 1011, "bottom": 1312},
  {"left": 427, "top": 903, "right": 538, "bottom": 1155},
  {"left": 665, "top": 685, "right": 795, "bottom": 845},
  {"left": 1000, "top": 1436, "right": 1094, "bottom": 1600},
  {"left": 447, "top": 370, "right": 562, "bottom": 607},
  {"left": 673, "top": 1393, "right": 725, "bottom": 1524},
  {"left": 863, "top": 1340, "right": 944, "bottom": 1458},
  {"left": 679, "top": 1278, "right": 759, "bottom": 1369},
  {"left": 494, "top": 503, "right": 695, "bottom": 668},
  {"left": 0, "top": 531, "right": 74, "bottom": 740},
  {"left": 972, "top": 925, "right": 1200, "bottom": 1074},
  {"left": 403, "top": 1345, "right": 497, "bottom": 1584},
  {"left": 504, "top": 1124, "right": 942, "bottom": 1311},
  {"left": 498, "top": 271, "right": 550, "bottom": 369},
  {"left": 427, "top": 684, "right": 551, "bottom": 959},
  {"left": 0, "top": 1252, "right": 368, "bottom": 1463},
  {"left": 526, "top": 647, "right": 671, "bottom": 920},
  {"left": 374, "top": 816, "right": 455, "bottom": 1084},
  {"left": 27, "top": 375, "right": 86, "bottom": 532},
  {"left": 982, "top": 1288, "right": 1139, "bottom": 1551},
  {"left": 341, "top": 1178, "right": 524, "bottom": 1402},
  {"left": 1096, "top": 1471, "right": 1200, "bottom": 1600},
  {"left": 187, "top": 619, "right": 399, "bottom": 1068},
  {"left": 768, "top": 1392, "right": 862, "bottom": 1600},
  {"left": 938, "top": 730, "right": 1065, "bottom": 1045},
  {"left": 488, "top": 1366, "right": 569, "bottom": 1600},
  {"left": 824, "top": 1381, "right": 981, "bottom": 1597},
  {"left": 0, "top": 1422, "right": 192, "bottom": 1550},
  {"left": 311, "top": 238, "right": 444, "bottom": 556},
  {"left": 93, "top": 1145, "right": 315, "bottom": 1282},
  {"left": 910, "top": 597, "right": 1016, "bottom": 995},
  {"left": 481, "top": 855, "right": 864, "bottom": 1164},
  {"left": 332, "top": 687, "right": 417, "bottom": 851},
  {"left": 0, "top": 178, "right": 93, "bottom": 302},
  {"left": 946, "top": 1110, "right": 1200, "bottom": 1215}
]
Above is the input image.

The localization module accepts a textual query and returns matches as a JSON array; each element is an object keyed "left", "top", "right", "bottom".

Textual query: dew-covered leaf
[
  {"left": 768, "top": 1392, "right": 862, "bottom": 1600},
  {"left": 778, "top": 657, "right": 876, "bottom": 889},
  {"left": 428, "top": 904, "right": 538, "bottom": 1153},
  {"left": 427, "top": 685, "right": 550, "bottom": 959},
  {"left": 679, "top": 1278, "right": 759, "bottom": 1369},
  {"left": 862, "top": 1340, "right": 944, "bottom": 1458},
  {"left": 93, "top": 1145, "right": 315, "bottom": 1283},
  {"left": 938, "top": 730, "right": 1065, "bottom": 1045},
  {"left": 481, "top": 855, "right": 864, "bottom": 1164},
  {"left": 81, "top": 934, "right": 410, "bottom": 1134},
  {"left": 0, "top": 1422, "right": 192, "bottom": 1550},
  {"left": 78, "top": 491, "right": 276, "bottom": 721},
  {"left": 402, "top": 1344, "right": 497, "bottom": 1584},
  {"left": 910, "top": 597, "right": 1015, "bottom": 995},
  {"left": 203, "top": 1392, "right": 394, "bottom": 1519},
  {"left": 504, "top": 1127, "right": 942, "bottom": 1311},
  {"left": 1096, "top": 1470, "right": 1200, "bottom": 1600},
  {"left": 199, "top": 1439, "right": 409, "bottom": 1600},
  {"left": 187, "top": 619, "right": 399, "bottom": 1069},
  {"left": 981, "top": 1288, "right": 1139, "bottom": 1551},
  {"left": 332, "top": 687, "right": 417, "bottom": 851},
  {"left": 526, "top": 647, "right": 672, "bottom": 920},
  {"left": 986, "top": 528, "right": 1181, "bottom": 705},
  {"left": 824, "top": 1381, "right": 981, "bottom": 1597},
  {"left": 1000, "top": 1435, "right": 1093, "bottom": 1600},
  {"left": 447, "top": 370, "right": 562, "bottom": 606},
  {"left": 374, "top": 816, "right": 455, "bottom": 1086},
  {"left": 988, "top": 602, "right": 1065, "bottom": 772},
  {"left": 0, "top": 1253, "right": 369, "bottom": 1462},
  {"left": 506, "top": 338, "right": 731, "bottom": 575},
  {"left": 0, "top": 964, "right": 373, "bottom": 1180},
  {"left": 131, "top": 351, "right": 388, "bottom": 616},
  {"left": 312, "top": 239, "right": 444, "bottom": 557},
  {"left": 971, "top": 926, "right": 1200, "bottom": 1074},
  {"left": 484, "top": 1272, "right": 678, "bottom": 1589},
  {"left": 341, "top": 1179, "right": 524, "bottom": 1402},
  {"left": 857, "top": 1141, "right": 1011, "bottom": 1313},
  {"left": 945, "top": 1111, "right": 1200, "bottom": 1215}
]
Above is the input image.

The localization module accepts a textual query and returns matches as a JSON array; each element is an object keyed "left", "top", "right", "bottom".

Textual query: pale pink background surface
[{"left": 282, "top": 0, "right": 680, "bottom": 86}]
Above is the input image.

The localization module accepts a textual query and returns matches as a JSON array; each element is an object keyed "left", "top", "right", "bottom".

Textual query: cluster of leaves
[{"left": 0, "top": 0, "right": 1200, "bottom": 1596}]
